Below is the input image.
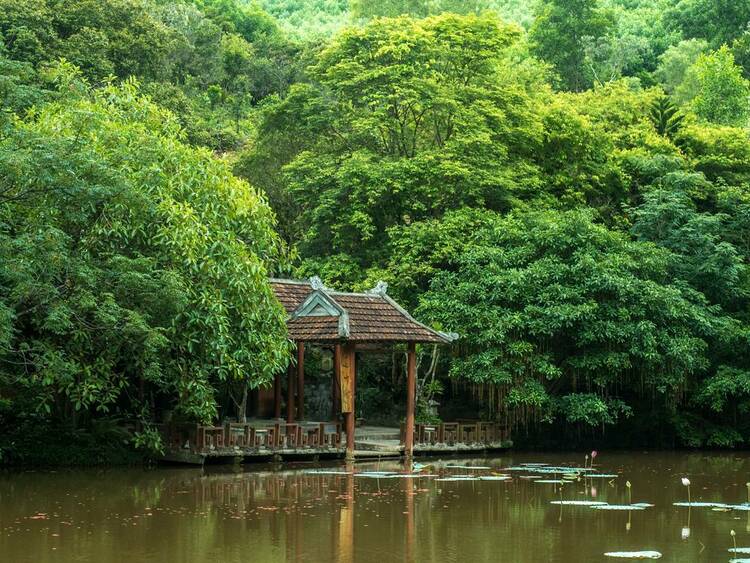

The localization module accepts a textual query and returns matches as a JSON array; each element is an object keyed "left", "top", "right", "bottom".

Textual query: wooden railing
[
  {"left": 159, "top": 421, "right": 343, "bottom": 454},
  {"left": 400, "top": 421, "right": 509, "bottom": 447}
]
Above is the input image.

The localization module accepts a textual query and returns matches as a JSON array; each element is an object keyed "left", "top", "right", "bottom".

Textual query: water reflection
[{"left": 3, "top": 452, "right": 750, "bottom": 562}]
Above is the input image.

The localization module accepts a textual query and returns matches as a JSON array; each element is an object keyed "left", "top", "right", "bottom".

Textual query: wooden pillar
[
  {"left": 274, "top": 372, "right": 282, "bottom": 419},
  {"left": 332, "top": 346, "right": 340, "bottom": 419},
  {"left": 404, "top": 342, "right": 417, "bottom": 460},
  {"left": 338, "top": 342, "right": 356, "bottom": 461},
  {"left": 287, "top": 351, "right": 295, "bottom": 424},
  {"left": 297, "top": 342, "right": 305, "bottom": 421}
]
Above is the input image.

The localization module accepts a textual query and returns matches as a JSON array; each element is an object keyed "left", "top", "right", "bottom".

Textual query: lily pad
[
  {"left": 591, "top": 505, "right": 646, "bottom": 511},
  {"left": 305, "top": 470, "right": 352, "bottom": 475},
  {"left": 479, "top": 476, "right": 512, "bottom": 481},
  {"left": 632, "top": 503, "right": 655, "bottom": 508},
  {"left": 434, "top": 477, "right": 478, "bottom": 482},
  {"left": 585, "top": 474, "right": 619, "bottom": 478},
  {"left": 534, "top": 479, "right": 566, "bottom": 484},
  {"left": 733, "top": 505, "right": 750, "bottom": 512},
  {"left": 520, "top": 463, "right": 549, "bottom": 467},
  {"left": 550, "top": 500, "right": 608, "bottom": 506},
  {"left": 444, "top": 465, "right": 491, "bottom": 470},
  {"left": 672, "top": 502, "right": 734, "bottom": 508},
  {"left": 729, "top": 548, "right": 750, "bottom": 554},
  {"left": 604, "top": 551, "right": 661, "bottom": 559}
]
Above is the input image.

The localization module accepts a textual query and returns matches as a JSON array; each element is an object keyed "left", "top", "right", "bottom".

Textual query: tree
[
  {"left": 529, "top": 0, "right": 613, "bottom": 91},
  {"left": 0, "top": 0, "right": 176, "bottom": 83},
  {"left": 668, "top": 0, "right": 750, "bottom": 47},
  {"left": 260, "top": 0, "right": 350, "bottom": 39},
  {"left": 655, "top": 39, "right": 708, "bottom": 102},
  {"left": 0, "top": 68, "right": 291, "bottom": 430},
  {"left": 632, "top": 187, "right": 746, "bottom": 306},
  {"left": 350, "top": 0, "right": 430, "bottom": 18},
  {"left": 240, "top": 14, "right": 544, "bottom": 286},
  {"left": 649, "top": 95, "right": 685, "bottom": 139},
  {"left": 677, "top": 124, "right": 750, "bottom": 185},
  {"left": 191, "top": 0, "right": 281, "bottom": 43},
  {"left": 685, "top": 46, "right": 750, "bottom": 126},
  {"left": 406, "top": 208, "right": 716, "bottom": 435},
  {"left": 157, "top": 2, "right": 224, "bottom": 87},
  {"left": 732, "top": 26, "right": 750, "bottom": 79}
]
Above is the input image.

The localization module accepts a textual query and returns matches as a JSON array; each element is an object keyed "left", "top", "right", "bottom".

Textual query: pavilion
[{"left": 269, "top": 276, "right": 456, "bottom": 460}]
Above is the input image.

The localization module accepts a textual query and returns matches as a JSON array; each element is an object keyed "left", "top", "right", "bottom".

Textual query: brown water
[{"left": 2, "top": 452, "right": 750, "bottom": 562}]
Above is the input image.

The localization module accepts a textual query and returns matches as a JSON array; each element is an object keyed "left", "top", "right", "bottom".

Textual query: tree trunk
[{"left": 237, "top": 379, "right": 249, "bottom": 423}]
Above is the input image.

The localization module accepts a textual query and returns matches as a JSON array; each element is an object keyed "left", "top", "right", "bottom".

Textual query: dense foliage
[
  {"left": 0, "top": 64, "right": 291, "bottom": 461},
  {"left": 2, "top": 0, "right": 750, "bottom": 459}
]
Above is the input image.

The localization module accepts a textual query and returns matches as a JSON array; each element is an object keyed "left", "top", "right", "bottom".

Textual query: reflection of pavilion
[{"left": 160, "top": 277, "right": 510, "bottom": 465}]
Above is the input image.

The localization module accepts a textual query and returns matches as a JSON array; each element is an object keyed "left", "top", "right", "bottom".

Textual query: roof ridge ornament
[
  {"left": 309, "top": 276, "right": 325, "bottom": 291},
  {"left": 369, "top": 281, "right": 388, "bottom": 296}
]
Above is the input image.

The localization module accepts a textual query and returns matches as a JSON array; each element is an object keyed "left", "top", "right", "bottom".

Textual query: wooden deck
[{"left": 157, "top": 420, "right": 511, "bottom": 465}]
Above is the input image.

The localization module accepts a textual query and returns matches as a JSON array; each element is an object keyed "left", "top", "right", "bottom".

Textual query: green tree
[
  {"left": 0, "top": 68, "right": 291, "bottom": 428},
  {"left": 649, "top": 95, "right": 685, "bottom": 139},
  {"left": 655, "top": 38, "right": 708, "bottom": 102},
  {"left": 240, "top": 14, "right": 544, "bottom": 285},
  {"left": 0, "top": 0, "right": 174, "bottom": 82},
  {"left": 529, "top": 0, "right": 614, "bottom": 91},
  {"left": 687, "top": 47, "right": 750, "bottom": 126},
  {"left": 350, "top": 0, "right": 429, "bottom": 18},
  {"left": 350, "top": 0, "right": 495, "bottom": 19},
  {"left": 632, "top": 186, "right": 747, "bottom": 306},
  {"left": 407, "top": 208, "right": 716, "bottom": 436},
  {"left": 668, "top": 0, "right": 750, "bottom": 47},
  {"left": 732, "top": 26, "right": 750, "bottom": 79},
  {"left": 677, "top": 123, "right": 750, "bottom": 185}
]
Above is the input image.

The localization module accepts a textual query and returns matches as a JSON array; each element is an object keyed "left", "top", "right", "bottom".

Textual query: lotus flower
[
  {"left": 626, "top": 480, "right": 632, "bottom": 505},
  {"left": 681, "top": 527, "right": 690, "bottom": 540}
]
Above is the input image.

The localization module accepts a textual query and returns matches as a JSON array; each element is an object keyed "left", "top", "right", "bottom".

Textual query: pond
[{"left": 2, "top": 451, "right": 750, "bottom": 562}]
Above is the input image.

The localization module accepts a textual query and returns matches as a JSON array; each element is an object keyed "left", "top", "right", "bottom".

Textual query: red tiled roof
[
  {"left": 272, "top": 280, "right": 312, "bottom": 314},
  {"left": 269, "top": 279, "right": 453, "bottom": 344},
  {"left": 287, "top": 315, "right": 340, "bottom": 341}
]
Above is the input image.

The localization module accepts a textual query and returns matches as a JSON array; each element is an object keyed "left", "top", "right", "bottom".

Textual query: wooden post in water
[
  {"left": 404, "top": 342, "right": 417, "bottom": 461},
  {"left": 297, "top": 342, "right": 305, "bottom": 420}
]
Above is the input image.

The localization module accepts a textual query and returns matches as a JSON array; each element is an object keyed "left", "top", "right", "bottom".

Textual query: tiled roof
[
  {"left": 287, "top": 315, "right": 340, "bottom": 341},
  {"left": 271, "top": 279, "right": 312, "bottom": 314},
  {"left": 270, "top": 278, "right": 454, "bottom": 344}
]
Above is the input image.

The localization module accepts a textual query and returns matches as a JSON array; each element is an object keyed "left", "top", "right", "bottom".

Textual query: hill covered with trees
[{"left": 2, "top": 0, "right": 750, "bottom": 462}]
